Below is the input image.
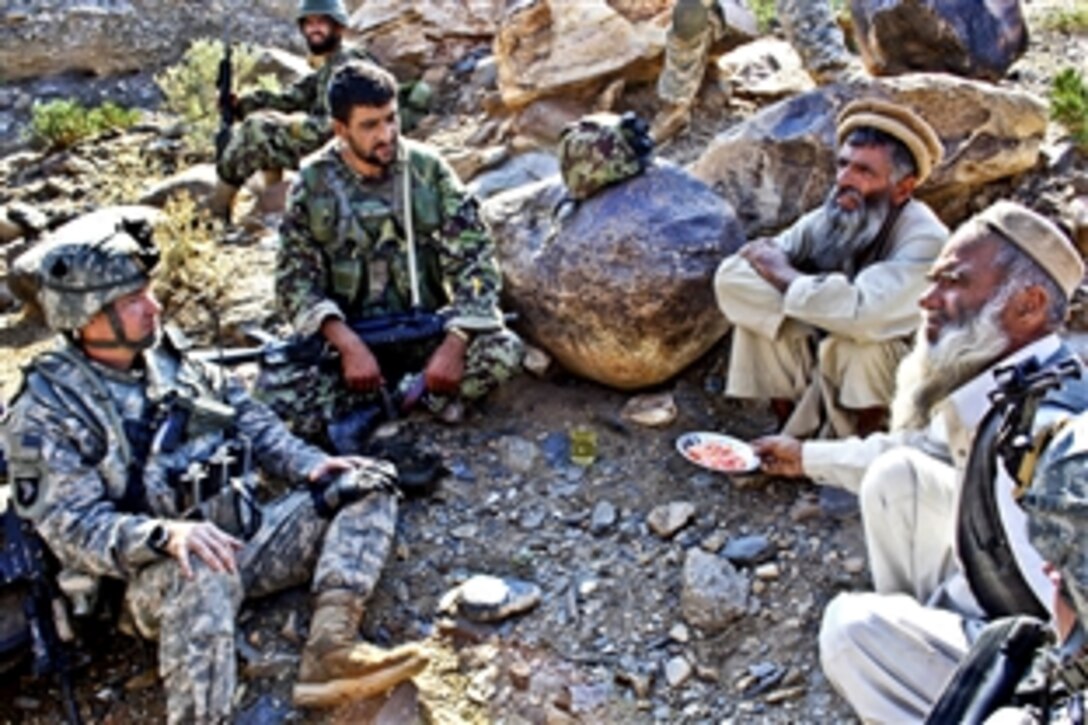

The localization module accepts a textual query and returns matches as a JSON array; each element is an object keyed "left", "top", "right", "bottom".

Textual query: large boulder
[
  {"left": 483, "top": 162, "right": 744, "bottom": 390},
  {"left": 850, "top": 0, "right": 1028, "bottom": 81},
  {"left": 350, "top": 0, "right": 503, "bottom": 77},
  {"left": 689, "top": 74, "right": 1048, "bottom": 235},
  {"left": 0, "top": 1, "right": 305, "bottom": 81},
  {"left": 494, "top": 0, "right": 711, "bottom": 110}
]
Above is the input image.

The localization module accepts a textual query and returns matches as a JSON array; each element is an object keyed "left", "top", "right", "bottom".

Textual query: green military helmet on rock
[
  {"left": 297, "top": 0, "right": 350, "bottom": 27},
  {"left": 558, "top": 111, "right": 655, "bottom": 201},
  {"left": 1021, "top": 409, "right": 1088, "bottom": 632},
  {"left": 37, "top": 218, "right": 160, "bottom": 332}
]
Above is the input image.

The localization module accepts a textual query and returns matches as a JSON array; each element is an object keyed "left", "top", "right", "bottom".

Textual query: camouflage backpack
[{"left": 558, "top": 112, "right": 654, "bottom": 201}]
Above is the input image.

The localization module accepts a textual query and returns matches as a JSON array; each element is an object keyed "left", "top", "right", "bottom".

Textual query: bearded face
[
  {"left": 890, "top": 285, "right": 1016, "bottom": 431},
  {"left": 301, "top": 16, "right": 342, "bottom": 56},
  {"left": 793, "top": 185, "right": 893, "bottom": 273}
]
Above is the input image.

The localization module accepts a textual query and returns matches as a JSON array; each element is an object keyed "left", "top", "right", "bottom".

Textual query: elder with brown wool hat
[{"left": 714, "top": 96, "right": 949, "bottom": 449}]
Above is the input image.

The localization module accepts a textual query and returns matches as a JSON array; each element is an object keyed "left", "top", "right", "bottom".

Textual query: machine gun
[
  {"left": 214, "top": 14, "right": 234, "bottom": 163},
  {"left": 0, "top": 497, "right": 81, "bottom": 724}
]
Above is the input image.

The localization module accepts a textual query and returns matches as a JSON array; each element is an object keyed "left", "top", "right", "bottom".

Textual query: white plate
[{"left": 676, "top": 432, "right": 760, "bottom": 474}]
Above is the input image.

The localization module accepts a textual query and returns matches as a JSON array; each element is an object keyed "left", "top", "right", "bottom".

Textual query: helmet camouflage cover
[
  {"left": 558, "top": 111, "right": 654, "bottom": 201},
  {"left": 297, "top": 0, "right": 349, "bottom": 26},
  {"left": 38, "top": 219, "right": 160, "bottom": 332},
  {"left": 1021, "top": 410, "right": 1088, "bottom": 632}
]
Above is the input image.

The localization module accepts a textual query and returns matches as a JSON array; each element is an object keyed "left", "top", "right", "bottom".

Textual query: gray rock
[
  {"left": 681, "top": 548, "right": 749, "bottom": 632},
  {"left": 497, "top": 435, "right": 540, "bottom": 474},
  {"left": 467, "top": 151, "right": 559, "bottom": 201},
  {"left": 690, "top": 74, "right": 1047, "bottom": 234},
  {"left": 852, "top": 0, "right": 1027, "bottom": 81},
  {"left": 138, "top": 163, "right": 219, "bottom": 209},
  {"left": 484, "top": 162, "right": 743, "bottom": 389},
  {"left": 665, "top": 656, "right": 693, "bottom": 688},
  {"left": 590, "top": 500, "right": 618, "bottom": 535},
  {"left": 647, "top": 501, "right": 696, "bottom": 539},
  {"left": 722, "top": 534, "right": 775, "bottom": 567}
]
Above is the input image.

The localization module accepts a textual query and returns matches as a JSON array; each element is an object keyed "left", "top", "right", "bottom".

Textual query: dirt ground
[{"left": 1, "top": 1, "right": 1086, "bottom": 722}]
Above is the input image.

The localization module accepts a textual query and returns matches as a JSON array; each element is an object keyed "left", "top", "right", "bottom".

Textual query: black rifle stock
[{"left": 0, "top": 501, "right": 81, "bottom": 723}]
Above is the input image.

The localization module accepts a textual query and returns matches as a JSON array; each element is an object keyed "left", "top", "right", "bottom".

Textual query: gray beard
[
  {"left": 890, "top": 292, "right": 1013, "bottom": 431},
  {"left": 794, "top": 188, "right": 891, "bottom": 273}
]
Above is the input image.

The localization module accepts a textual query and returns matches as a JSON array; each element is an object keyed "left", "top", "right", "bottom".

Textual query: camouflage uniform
[
  {"left": 657, "top": 0, "right": 858, "bottom": 105},
  {"left": 216, "top": 44, "right": 375, "bottom": 187},
  {"left": 265, "top": 138, "right": 523, "bottom": 442},
  {"left": 2, "top": 336, "right": 398, "bottom": 724}
]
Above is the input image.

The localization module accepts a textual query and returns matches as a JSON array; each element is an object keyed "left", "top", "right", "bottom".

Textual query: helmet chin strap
[{"left": 81, "top": 302, "right": 156, "bottom": 352}]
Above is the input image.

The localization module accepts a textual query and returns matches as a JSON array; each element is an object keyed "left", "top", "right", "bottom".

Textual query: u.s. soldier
[{"left": 1, "top": 220, "right": 426, "bottom": 722}]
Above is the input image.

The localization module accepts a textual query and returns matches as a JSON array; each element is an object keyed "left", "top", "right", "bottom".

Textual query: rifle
[
  {"left": 191, "top": 309, "right": 461, "bottom": 368},
  {"left": 214, "top": 14, "right": 234, "bottom": 163},
  {"left": 0, "top": 500, "right": 82, "bottom": 724}
]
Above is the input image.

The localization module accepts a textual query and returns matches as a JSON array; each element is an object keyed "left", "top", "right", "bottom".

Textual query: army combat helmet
[
  {"left": 1021, "top": 409, "right": 1088, "bottom": 634},
  {"left": 38, "top": 218, "right": 159, "bottom": 337},
  {"left": 558, "top": 111, "right": 654, "bottom": 201},
  {"left": 297, "top": 0, "right": 349, "bottom": 26}
]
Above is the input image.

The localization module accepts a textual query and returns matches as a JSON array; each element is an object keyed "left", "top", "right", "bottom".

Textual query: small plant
[
  {"left": 156, "top": 38, "right": 281, "bottom": 156},
  {"left": 153, "top": 192, "right": 226, "bottom": 323},
  {"left": 29, "top": 99, "right": 141, "bottom": 151},
  {"left": 1041, "top": 2, "right": 1088, "bottom": 34},
  {"left": 1050, "top": 67, "right": 1088, "bottom": 151}
]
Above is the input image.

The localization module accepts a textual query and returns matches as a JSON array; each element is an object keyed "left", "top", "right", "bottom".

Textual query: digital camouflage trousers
[
  {"left": 124, "top": 489, "right": 397, "bottom": 724},
  {"left": 257, "top": 329, "right": 524, "bottom": 445},
  {"left": 216, "top": 111, "right": 330, "bottom": 187}
]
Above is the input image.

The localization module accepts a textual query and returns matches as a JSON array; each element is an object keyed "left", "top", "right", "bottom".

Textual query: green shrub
[
  {"left": 1050, "top": 67, "right": 1088, "bottom": 151},
  {"left": 29, "top": 99, "right": 141, "bottom": 150},
  {"left": 1041, "top": 2, "right": 1088, "bottom": 34},
  {"left": 155, "top": 38, "right": 281, "bottom": 156}
]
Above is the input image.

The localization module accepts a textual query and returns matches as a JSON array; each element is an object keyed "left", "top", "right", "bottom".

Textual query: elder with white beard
[
  {"left": 714, "top": 99, "right": 948, "bottom": 440},
  {"left": 754, "top": 201, "right": 1087, "bottom": 722}
]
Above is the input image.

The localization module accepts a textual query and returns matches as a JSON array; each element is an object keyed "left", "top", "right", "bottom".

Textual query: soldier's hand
[
  {"left": 751, "top": 435, "right": 804, "bottom": 478},
  {"left": 163, "top": 520, "right": 243, "bottom": 579},
  {"left": 339, "top": 338, "right": 383, "bottom": 392},
  {"left": 423, "top": 333, "right": 467, "bottom": 395},
  {"left": 307, "top": 455, "right": 396, "bottom": 483}
]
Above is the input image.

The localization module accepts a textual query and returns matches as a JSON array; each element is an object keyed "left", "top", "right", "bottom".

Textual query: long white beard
[{"left": 890, "top": 293, "right": 1013, "bottom": 431}]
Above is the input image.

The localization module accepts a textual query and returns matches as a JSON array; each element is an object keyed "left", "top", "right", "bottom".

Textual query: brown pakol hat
[
  {"left": 836, "top": 99, "right": 944, "bottom": 185},
  {"left": 971, "top": 200, "right": 1085, "bottom": 302}
]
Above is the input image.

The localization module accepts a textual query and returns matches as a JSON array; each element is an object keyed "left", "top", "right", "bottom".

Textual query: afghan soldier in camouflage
[
  {"left": 210, "top": 0, "right": 375, "bottom": 215},
  {"left": 1, "top": 221, "right": 426, "bottom": 723},
  {"left": 653, "top": 0, "right": 864, "bottom": 141},
  {"left": 266, "top": 59, "right": 523, "bottom": 447}
]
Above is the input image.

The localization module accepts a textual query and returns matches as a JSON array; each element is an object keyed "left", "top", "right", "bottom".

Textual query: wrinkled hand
[
  {"left": 339, "top": 337, "right": 383, "bottom": 392},
  {"left": 739, "top": 239, "right": 799, "bottom": 293},
  {"left": 423, "top": 333, "right": 467, "bottom": 395},
  {"left": 751, "top": 435, "right": 805, "bottom": 478},
  {"left": 163, "top": 520, "right": 243, "bottom": 579}
]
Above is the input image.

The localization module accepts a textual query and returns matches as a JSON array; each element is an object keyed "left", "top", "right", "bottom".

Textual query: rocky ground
[{"left": 1, "top": 1, "right": 1087, "bottom": 723}]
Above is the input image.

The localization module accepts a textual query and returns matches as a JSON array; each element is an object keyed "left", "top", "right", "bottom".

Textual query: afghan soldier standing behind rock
[
  {"left": 653, "top": 0, "right": 863, "bottom": 141},
  {"left": 210, "top": 0, "right": 375, "bottom": 216},
  {"left": 266, "top": 60, "right": 523, "bottom": 451},
  {"left": 714, "top": 99, "right": 948, "bottom": 441},
  {"left": 1, "top": 222, "right": 426, "bottom": 722}
]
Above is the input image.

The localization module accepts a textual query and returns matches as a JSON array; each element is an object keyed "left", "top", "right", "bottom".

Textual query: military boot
[{"left": 294, "top": 590, "right": 428, "bottom": 707}]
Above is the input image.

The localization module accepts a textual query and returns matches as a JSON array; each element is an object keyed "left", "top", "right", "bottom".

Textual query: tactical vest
[{"left": 957, "top": 353, "right": 1088, "bottom": 619}]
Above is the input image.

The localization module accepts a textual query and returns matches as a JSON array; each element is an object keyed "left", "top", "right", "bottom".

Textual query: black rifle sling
[{"left": 958, "top": 361, "right": 1088, "bottom": 619}]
